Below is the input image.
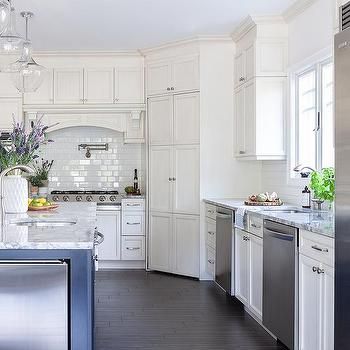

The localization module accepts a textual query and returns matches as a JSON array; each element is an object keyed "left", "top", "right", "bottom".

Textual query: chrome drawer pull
[
  {"left": 208, "top": 259, "right": 215, "bottom": 265},
  {"left": 127, "top": 222, "right": 141, "bottom": 225},
  {"left": 251, "top": 223, "right": 261, "bottom": 229},
  {"left": 126, "top": 203, "right": 141, "bottom": 207},
  {"left": 126, "top": 247, "right": 141, "bottom": 251},
  {"left": 311, "top": 245, "right": 329, "bottom": 253}
]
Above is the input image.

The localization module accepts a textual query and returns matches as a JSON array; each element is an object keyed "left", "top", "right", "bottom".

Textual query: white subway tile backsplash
[{"left": 40, "top": 126, "right": 145, "bottom": 193}]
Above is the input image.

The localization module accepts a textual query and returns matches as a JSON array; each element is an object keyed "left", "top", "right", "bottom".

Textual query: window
[{"left": 294, "top": 59, "right": 334, "bottom": 172}]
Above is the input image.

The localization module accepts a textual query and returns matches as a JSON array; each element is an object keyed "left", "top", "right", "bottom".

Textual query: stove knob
[
  {"left": 110, "top": 196, "right": 117, "bottom": 202},
  {"left": 63, "top": 196, "right": 70, "bottom": 202},
  {"left": 76, "top": 196, "right": 83, "bottom": 202},
  {"left": 86, "top": 195, "right": 93, "bottom": 202},
  {"left": 99, "top": 196, "right": 106, "bottom": 202},
  {"left": 52, "top": 196, "right": 59, "bottom": 202}
]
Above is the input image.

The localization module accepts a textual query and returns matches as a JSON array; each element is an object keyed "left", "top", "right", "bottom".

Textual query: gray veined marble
[
  {"left": 0, "top": 203, "right": 97, "bottom": 249},
  {"left": 204, "top": 198, "right": 334, "bottom": 238}
]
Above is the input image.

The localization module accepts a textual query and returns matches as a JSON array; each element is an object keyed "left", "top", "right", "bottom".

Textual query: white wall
[{"left": 261, "top": 0, "right": 334, "bottom": 205}]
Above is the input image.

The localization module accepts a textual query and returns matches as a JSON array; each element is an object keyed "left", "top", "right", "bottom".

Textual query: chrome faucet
[
  {"left": 293, "top": 164, "right": 316, "bottom": 178},
  {"left": 0, "top": 165, "right": 35, "bottom": 226}
]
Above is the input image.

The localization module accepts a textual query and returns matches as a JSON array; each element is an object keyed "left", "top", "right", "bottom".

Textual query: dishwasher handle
[
  {"left": 0, "top": 260, "right": 67, "bottom": 266},
  {"left": 216, "top": 212, "right": 231, "bottom": 219},
  {"left": 264, "top": 228, "right": 295, "bottom": 241}
]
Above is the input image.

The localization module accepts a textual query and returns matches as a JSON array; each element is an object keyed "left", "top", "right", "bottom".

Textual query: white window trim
[{"left": 286, "top": 47, "right": 333, "bottom": 188}]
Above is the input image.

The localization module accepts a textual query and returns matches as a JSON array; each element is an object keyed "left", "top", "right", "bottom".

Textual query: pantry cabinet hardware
[
  {"left": 239, "top": 77, "right": 245, "bottom": 82},
  {"left": 126, "top": 247, "right": 141, "bottom": 251},
  {"left": 208, "top": 259, "right": 215, "bottom": 265},
  {"left": 317, "top": 268, "right": 325, "bottom": 274},
  {"left": 126, "top": 222, "right": 141, "bottom": 226},
  {"left": 167, "top": 87, "right": 171, "bottom": 91},
  {"left": 311, "top": 245, "right": 329, "bottom": 253},
  {"left": 171, "top": 87, "right": 174, "bottom": 90},
  {"left": 312, "top": 266, "right": 318, "bottom": 272}
]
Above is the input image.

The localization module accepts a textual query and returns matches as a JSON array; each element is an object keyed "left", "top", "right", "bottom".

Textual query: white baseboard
[{"left": 98, "top": 260, "right": 146, "bottom": 270}]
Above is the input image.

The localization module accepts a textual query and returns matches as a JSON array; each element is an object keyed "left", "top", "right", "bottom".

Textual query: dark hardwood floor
[{"left": 95, "top": 270, "right": 287, "bottom": 350}]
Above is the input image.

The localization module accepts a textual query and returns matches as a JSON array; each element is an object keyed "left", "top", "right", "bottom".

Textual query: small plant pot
[{"left": 30, "top": 185, "right": 39, "bottom": 197}]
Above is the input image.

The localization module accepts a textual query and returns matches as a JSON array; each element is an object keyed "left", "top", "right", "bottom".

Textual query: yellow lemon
[
  {"left": 38, "top": 198, "right": 47, "bottom": 204},
  {"left": 31, "top": 202, "right": 44, "bottom": 207}
]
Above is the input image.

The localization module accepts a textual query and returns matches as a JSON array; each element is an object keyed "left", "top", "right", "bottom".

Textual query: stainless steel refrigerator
[{"left": 335, "top": 2, "right": 350, "bottom": 348}]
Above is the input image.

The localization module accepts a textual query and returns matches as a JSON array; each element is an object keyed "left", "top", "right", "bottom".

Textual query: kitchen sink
[
  {"left": 10, "top": 218, "right": 77, "bottom": 228},
  {"left": 262, "top": 208, "right": 310, "bottom": 214}
]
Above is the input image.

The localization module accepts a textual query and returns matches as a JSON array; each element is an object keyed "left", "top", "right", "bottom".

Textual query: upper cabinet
[
  {"left": 84, "top": 67, "right": 114, "bottom": 104},
  {"left": 24, "top": 69, "right": 54, "bottom": 105},
  {"left": 232, "top": 16, "right": 288, "bottom": 160},
  {"left": 54, "top": 68, "right": 84, "bottom": 104},
  {"left": 115, "top": 66, "right": 144, "bottom": 104},
  {"left": 146, "top": 55, "right": 199, "bottom": 96}
]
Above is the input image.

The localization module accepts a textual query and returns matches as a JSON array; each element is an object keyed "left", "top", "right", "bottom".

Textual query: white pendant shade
[{"left": 0, "top": 6, "right": 23, "bottom": 54}]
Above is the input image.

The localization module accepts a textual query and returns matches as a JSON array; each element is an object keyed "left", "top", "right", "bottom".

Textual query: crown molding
[
  {"left": 282, "top": 0, "right": 318, "bottom": 23},
  {"left": 231, "top": 15, "right": 286, "bottom": 42},
  {"left": 140, "top": 35, "right": 232, "bottom": 55},
  {"left": 34, "top": 50, "right": 142, "bottom": 57}
]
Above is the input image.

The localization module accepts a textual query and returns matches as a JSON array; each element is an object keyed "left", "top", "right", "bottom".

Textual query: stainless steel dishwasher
[
  {"left": 215, "top": 207, "right": 234, "bottom": 294},
  {"left": 263, "top": 220, "right": 298, "bottom": 350},
  {"left": 0, "top": 260, "right": 68, "bottom": 350}
]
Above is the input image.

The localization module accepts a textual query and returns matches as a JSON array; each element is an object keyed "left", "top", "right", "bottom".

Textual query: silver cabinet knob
[
  {"left": 208, "top": 259, "right": 215, "bottom": 265},
  {"left": 172, "top": 177, "right": 176, "bottom": 181},
  {"left": 167, "top": 87, "right": 171, "bottom": 91},
  {"left": 317, "top": 268, "right": 325, "bottom": 274},
  {"left": 239, "top": 77, "right": 245, "bottom": 82},
  {"left": 169, "top": 177, "right": 172, "bottom": 182},
  {"left": 171, "top": 87, "right": 174, "bottom": 90},
  {"left": 312, "top": 266, "right": 317, "bottom": 272}
]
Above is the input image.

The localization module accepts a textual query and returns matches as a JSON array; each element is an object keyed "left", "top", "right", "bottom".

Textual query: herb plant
[
  {"left": 309, "top": 167, "right": 335, "bottom": 202},
  {"left": 29, "top": 158, "right": 54, "bottom": 187}
]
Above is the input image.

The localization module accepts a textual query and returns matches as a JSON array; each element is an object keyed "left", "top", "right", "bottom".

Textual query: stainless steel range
[{"left": 49, "top": 190, "right": 121, "bottom": 204}]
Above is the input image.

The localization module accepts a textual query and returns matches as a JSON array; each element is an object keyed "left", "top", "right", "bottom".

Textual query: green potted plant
[
  {"left": 309, "top": 167, "right": 335, "bottom": 210},
  {"left": 29, "top": 159, "right": 54, "bottom": 197}
]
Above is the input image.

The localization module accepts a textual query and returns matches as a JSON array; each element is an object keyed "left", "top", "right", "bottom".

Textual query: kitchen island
[{"left": 0, "top": 203, "right": 97, "bottom": 350}]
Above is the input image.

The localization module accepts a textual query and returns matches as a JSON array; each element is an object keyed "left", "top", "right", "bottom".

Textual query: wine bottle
[{"left": 133, "top": 169, "right": 138, "bottom": 193}]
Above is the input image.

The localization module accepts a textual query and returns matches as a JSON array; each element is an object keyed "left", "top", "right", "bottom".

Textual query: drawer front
[
  {"left": 206, "top": 204, "right": 217, "bottom": 220},
  {"left": 206, "top": 246, "right": 216, "bottom": 277},
  {"left": 299, "top": 230, "right": 334, "bottom": 267},
  {"left": 248, "top": 215, "right": 263, "bottom": 238},
  {"left": 122, "top": 212, "right": 145, "bottom": 235},
  {"left": 122, "top": 199, "right": 145, "bottom": 212},
  {"left": 206, "top": 218, "right": 216, "bottom": 249},
  {"left": 121, "top": 236, "right": 145, "bottom": 261}
]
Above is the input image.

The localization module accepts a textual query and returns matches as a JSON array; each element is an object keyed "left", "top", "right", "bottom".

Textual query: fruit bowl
[
  {"left": 28, "top": 197, "right": 58, "bottom": 211},
  {"left": 28, "top": 204, "right": 59, "bottom": 211}
]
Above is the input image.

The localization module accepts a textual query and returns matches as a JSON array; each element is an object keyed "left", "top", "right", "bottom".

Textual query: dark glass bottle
[
  {"left": 133, "top": 169, "right": 138, "bottom": 193},
  {"left": 302, "top": 186, "right": 311, "bottom": 209}
]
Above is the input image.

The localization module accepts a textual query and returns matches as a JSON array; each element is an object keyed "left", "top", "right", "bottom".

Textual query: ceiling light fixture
[
  {"left": 0, "top": 0, "right": 10, "bottom": 34},
  {"left": 11, "top": 11, "right": 45, "bottom": 93}
]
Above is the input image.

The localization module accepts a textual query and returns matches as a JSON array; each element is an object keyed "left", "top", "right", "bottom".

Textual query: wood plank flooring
[{"left": 95, "top": 270, "right": 287, "bottom": 350}]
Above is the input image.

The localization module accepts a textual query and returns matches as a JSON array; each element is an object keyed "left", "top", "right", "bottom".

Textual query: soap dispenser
[{"left": 302, "top": 186, "right": 311, "bottom": 209}]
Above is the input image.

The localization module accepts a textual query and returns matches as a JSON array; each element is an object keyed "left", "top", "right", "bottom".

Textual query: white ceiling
[{"left": 13, "top": 0, "right": 296, "bottom": 51}]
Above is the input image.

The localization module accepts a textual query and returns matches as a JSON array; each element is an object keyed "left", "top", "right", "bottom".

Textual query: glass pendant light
[
  {"left": 0, "top": 4, "right": 24, "bottom": 54},
  {"left": 11, "top": 12, "right": 45, "bottom": 93},
  {"left": 0, "top": 0, "right": 10, "bottom": 34}
]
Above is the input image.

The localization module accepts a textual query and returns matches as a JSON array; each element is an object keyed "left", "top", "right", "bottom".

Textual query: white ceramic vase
[{"left": 3, "top": 175, "right": 29, "bottom": 213}]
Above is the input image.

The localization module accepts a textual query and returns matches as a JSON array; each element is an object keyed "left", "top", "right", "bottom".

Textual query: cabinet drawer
[
  {"left": 206, "top": 204, "right": 216, "bottom": 220},
  {"left": 122, "top": 212, "right": 144, "bottom": 235},
  {"left": 122, "top": 199, "right": 145, "bottom": 212},
  {"left": 248, "top": 215, "right": 263, "bottom": 238},
  {"left": 206, "top": 246, "right": 215, "bottom": 277},
  {"left": 206, "top": 218, "right": 216, "bottom": 249},
  {"left": 121, "top": 236, "right": 145, "bottom": 261},
  {"left": 299, "top": 230, "right": 334, "bottom": 267}
]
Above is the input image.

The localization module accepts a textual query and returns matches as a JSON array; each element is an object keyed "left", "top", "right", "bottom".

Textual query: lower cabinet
[
  {"left": 299, "top": 254, "right": 334, "bottom": 350},
  {"left": 149, "top": 212, "right": 199, "bottom": 278},
  {"left": 121, "top": 236, "right": 145, "bottom": 261},
  {"left": 235, "top": 228, "right": 263, "bottom": 320}
]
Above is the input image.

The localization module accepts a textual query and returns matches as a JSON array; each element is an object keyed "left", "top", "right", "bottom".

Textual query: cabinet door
[
  {"left": 147, "top": 60, "right": 171, "bottom": 96},
  {"left": 97, "top": 211, "right": 121, "bottom": 261},
  {"left": 24, "top": 69, "right": 54, "bottom": 105},
  {"left": 172, "top": 55, "right": 199, "bottom": 93},
  {"left": 0, "top": 98, "right": 22, "bottom": 129},
  {"left": 321, "top": 264, "right": 334, "bottom": 350},
  {"left": 0, "top": 72, "right": 21, "bottom": 97},
  {"left": 173, "top": 92, "right": 199, "bottom": 145},
  {"left": 173, "top": 145, "right": 199, "bottom": 215},
  {"left": 115, "top": 66, "right": 144, "bottom": 103},
  {"left": 54, "top": 68, "right": 84, "bottom": 104},
  {"left": 149, "top": 146, "right": 173, "bottom": 212},
  {"left": 243, "top": 80, "right": 256, "bottom": 156},
  {"left": 249, "top": 234, "right": 263, "bottom": 319},
  {"left": 173, "top": 214, "right": 199, "bottom": 278},
  {"left": 245, "top": 44, "right": 255, "bottom": 82},
  {"left": 149, "top": 212, "right": 172, "bottom": 272},
  {"left": 148, "top": 95, "right": 173, "bottom": 145},
  {"left": 235, "top": 229, "right": 249, "bottom": 305},
  {"left": 84, "top": 68, "right": 114, "bottom": 104},
  {"left": 299, "top": 254, "right": 321, "bottom": 350},
  {"left": 234, "top": 52, "right": 245, "bottom": 88},
  {"left": 235, "top": 87, "right": 245, "bottom": 156}
]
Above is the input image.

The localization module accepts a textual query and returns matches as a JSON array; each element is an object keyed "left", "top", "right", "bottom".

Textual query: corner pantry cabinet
[{"left": 233, "top": 16, "right": 288, "bottom": 160}]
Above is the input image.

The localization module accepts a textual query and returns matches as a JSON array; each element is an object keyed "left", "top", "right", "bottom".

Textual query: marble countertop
[
  {"left": 0, "top": 203, "right": 97, "bottom": 250},
  {"left": 204, "top": 198, "right": 334, "bottom": 238}
]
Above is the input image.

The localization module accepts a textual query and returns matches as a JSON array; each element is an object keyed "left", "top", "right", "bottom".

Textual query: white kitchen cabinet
[
  {"left": 0, "top": 98, "right": 22, "bottom": 129},
  {"left": 235, "top": 228, "right": 263, "bottom": 320},
  {"left": 173, "top": 214, "right": 199, "bottom": 277},
  {"left": 149, "top": 146, "right": 173, "bottom": 212},
  {"left": 97, "top": 211, "right": 121, "bottom": 261},
  {"left": 299, "top": 254, "right": 334, "bottom": 350},
  {"left": 234, "top": 52, "right": 245, "bottom": 88},
  {"left": 234, "top": 77, "right": 286, "bottom": 160},
  {"left": 24, "top": 69, "right": 54, "bottom": 105},
  {"left": 146, "top": 55, "right": 199, "bottom": 96},
  {"left": 149, "top": 212, "right": 173, "bottom": 272},
  {"left": 148, "top": 95, "right": 173, "bottom": 145},
  {"left": 54, "top": 68, "right": 84, "bottom": 104},
  {"left": 0, "top": 73, "right": 21, "bottom": 97},
  {"left": 121, "top": 236, "right": 145, "bottom": 261},
  {"left": 115, "top": 66, "right": 144, "bottom": 103},
  {"left": 84, "top": 67, "right": 114, "bottom": 104},
  {"left": 149, "top": 212, "right": 199, "bottom": 278},
  {"left": 149, "top": 92, "right": 199, "bottom": 146},
  {"left": 173, "top": 145, "right": 199, "bottom": 214},
  {"left": 122, "top": 212, "right": 145, "bottom": 235}
]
